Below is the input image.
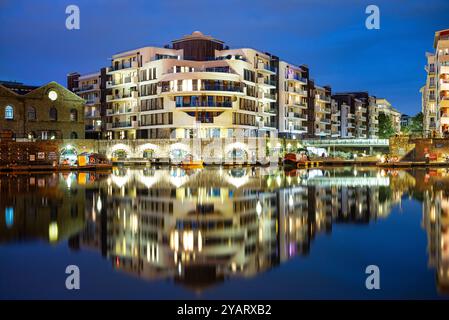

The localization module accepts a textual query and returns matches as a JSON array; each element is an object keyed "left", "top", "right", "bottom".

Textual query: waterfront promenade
[{"left": 1, "top": 136, "right": 449, "bottom": 171}]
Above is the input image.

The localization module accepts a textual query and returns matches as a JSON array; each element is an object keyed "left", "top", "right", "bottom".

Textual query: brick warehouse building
[{"left": 0, "top": 81, "right": 85, "bottom": 140}]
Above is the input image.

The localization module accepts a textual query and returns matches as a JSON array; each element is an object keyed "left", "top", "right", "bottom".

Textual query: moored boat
[
  {"left": 283, "top": 152, "right": 309, "bottom": 169},
  {"left": 180, "top": 155, "right": 204, "bottom": 169}
]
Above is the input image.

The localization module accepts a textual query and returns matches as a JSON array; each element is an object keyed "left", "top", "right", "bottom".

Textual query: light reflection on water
[{"left": 1, "top": 166, "right": 449, "bottom": 299}]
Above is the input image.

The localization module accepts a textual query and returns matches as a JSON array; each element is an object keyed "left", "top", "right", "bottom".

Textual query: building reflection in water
[
  {"left": 1, "top": 167, "right": 448, "bottom": 293},
  {"left": 420, "top": 169, "right": 449, "bottom": 294}
]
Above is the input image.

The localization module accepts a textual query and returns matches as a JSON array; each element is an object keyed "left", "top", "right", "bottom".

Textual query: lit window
[
  {"left": 5, "top": 207, "right": 14, "bottom": 228},
  {"left": 70, "top": 109, "right": 78, "bottom": 122},
  {"left": 5, "top": 105, "right": 13, "bottom": 119}
]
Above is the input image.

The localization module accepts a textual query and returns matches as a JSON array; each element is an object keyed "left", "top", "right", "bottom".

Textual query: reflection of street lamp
[{"left": 256, "top": 200, "right": 262, "bottom": 217}]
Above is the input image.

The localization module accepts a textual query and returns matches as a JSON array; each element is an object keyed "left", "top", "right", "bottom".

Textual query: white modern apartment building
[
  {"left": 67, "top": 69, "right": 109, "bottom": 139},
  {"left": 278, "top": 62, "right": 309, "bottom": 138},
  {"left": 422, "top": 29, "right": 449, "bottom": 137},
  {"left": 104, "top": 31, "right": 286, "bottom": 140},
  {"left": 312, "top": 85, "right": 332, "bottom": 137},
  {"left": 332, "top": 92, "right": 378, "bottom": 139},
  {"left": 422, "top": 53, "right": 438, "bottom": 136},
  {"left": 68, "top": 31, "right": 386, "bottom": 141},
  {"left": 74, "top": 73, "right": 102, "bottom": 137}
]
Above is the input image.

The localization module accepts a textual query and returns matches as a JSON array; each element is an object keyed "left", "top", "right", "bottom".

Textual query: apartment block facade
[
  {"left": 68, "top": 31, "right": 383, "bottom": 141},
  {"left": 422, "top": 29, "right": 449, "bottom": 137},
  {"left": 332, "top": 92, "right": 379, "bottom": 139},
  {"left": 67, "top": 68, "right": 110, "bottom": 139}
]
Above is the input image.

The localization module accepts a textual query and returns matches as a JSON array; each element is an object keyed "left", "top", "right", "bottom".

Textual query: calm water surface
[{"left": 1, "top": 166, "right": 449, "bottom": 299}]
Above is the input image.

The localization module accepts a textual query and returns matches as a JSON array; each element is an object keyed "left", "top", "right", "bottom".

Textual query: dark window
[
  {"left": 49, "top": 107, "right": 57, "bottom": 121},
  {"left": 27, "top": 106, "right": 36, "bottom": 120}
]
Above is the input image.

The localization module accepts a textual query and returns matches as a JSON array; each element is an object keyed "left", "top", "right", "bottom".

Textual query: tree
[
  {"left": 378, "top": 113, "right": 396, "bottom": 139},
  {"left": 401, "top": 125, "right": 411, "bottom": 135},
  {"left": 409, "top": 112, "right": 424, "bottom": 136}
]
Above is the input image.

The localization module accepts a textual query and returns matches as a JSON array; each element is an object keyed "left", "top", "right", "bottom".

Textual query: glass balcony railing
[
  {"left": 165, "top": 67, "right": 235, "bottom": 74},
  {"left": 287, "top": 74, "right": 308, "bottom": 83},
  {"left": 257, "top": 63, "right": 277, "bottom": 73},
  {"left": 176, "top": 101, "right": 233, "bottom": 108},
  {"left": 162, "top": 85, "right": 243, "bottom": 93},
  {"left": 112, "top": 121, "right": 132, "bottom": 128}
]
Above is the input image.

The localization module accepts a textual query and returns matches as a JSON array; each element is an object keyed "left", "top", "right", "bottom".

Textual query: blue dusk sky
[{"left": 0, "top": 0, "right": 448, "bottom": 115}]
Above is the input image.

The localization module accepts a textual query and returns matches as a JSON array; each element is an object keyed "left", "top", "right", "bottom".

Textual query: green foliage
[
  {"left": 409, "top": 112, "right": 424, "bottom": 135},
  {"left": 378, "top": 113, "right": 396, "bottom": 138}
]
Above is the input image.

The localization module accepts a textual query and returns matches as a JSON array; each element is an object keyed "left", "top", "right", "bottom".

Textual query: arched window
[
  {"left": 49, "top": 107, "right": 57, "bottom": 121},
  {"left": 5, "top": 105, "right": 13, "bottom": 119},
  {"left": 27, "top": 106, "right": 36, "bottom": 120},
  {"left": 70, "top": 132, "right": 78, "bottom": 139},
  {"left": 70, "top": 109, "right": 78, "bottom": 122}
]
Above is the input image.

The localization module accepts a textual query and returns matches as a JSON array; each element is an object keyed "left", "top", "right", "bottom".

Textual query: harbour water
[{"left": 0, "top": 166, "right": 448, "bottom": 299}]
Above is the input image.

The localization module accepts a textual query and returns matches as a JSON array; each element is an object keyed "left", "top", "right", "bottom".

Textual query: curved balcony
[
  {"left": 161, "top": 84, "right": 245, "bottom": 96},
  {"left": 175, "top": 101, "right": 233, "bottom": 111},
  {"left": 160, "top": 71, "right": 239, "bottom": 83}
]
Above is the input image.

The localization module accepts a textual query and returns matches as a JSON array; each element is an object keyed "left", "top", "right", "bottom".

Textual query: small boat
[
  {"left": 180, "top": 155, "right": 204, "bottom": 169},
  {"left": 283, "top": 153, "right": 309, "bottom": 169}
]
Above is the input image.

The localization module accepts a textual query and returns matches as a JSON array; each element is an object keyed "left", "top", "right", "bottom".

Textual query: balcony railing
[
  {"left": 264, "top": 107, "right": 277, "bottom": 114},
  {"left": 110, "top": 61, "right": 139, "bottom": 71},
  {"left": 288, "top": 112, "right": 307, "bottom": 119},
  {"left": 85, "top": 98, "right": 100, "bottom": 105},
  {"left": 286, "top": 74, "right": 308, "bottom": 83},
  {"left": 161, "top": 85, "right": 243, "bottom": 93},
  {"left": 288, "top": 87, "right": 307, "bottom": 95},
  {"left": 291, "top": 125, "right": 306, "bottom": 131},
  {"left": 257, "top": 62, "right": 277, "bottom": 73},
  {"left": 165, "top": 67, "right": 235, "bottom": 75},
  {"left": 77, "top": 84, "right": 99, "bottom": 92},
  {"left": 258, "top": 77, "right": 276, "bottom": 87},
  {"left": 85, "top": 111, "right": 101, "bottom": 118},
  {"left": 106, "top": 91, "right": 138, "bottom": 101},
  {"left": 316, "top": 95, "right": 331, "bottom": 103},
  {"left": 176, "top": 101, "right": 233, "bottom": 108},
  {"left": 107, "top": 107, "right": 137, "bottom": 115},
  {"left": 111, "top": 121, "right": 138, "bottom": 129}
]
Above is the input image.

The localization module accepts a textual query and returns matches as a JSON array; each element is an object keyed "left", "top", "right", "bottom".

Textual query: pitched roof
[{"left": 0, "top": 80, "right": 84, "bottom": 102}]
